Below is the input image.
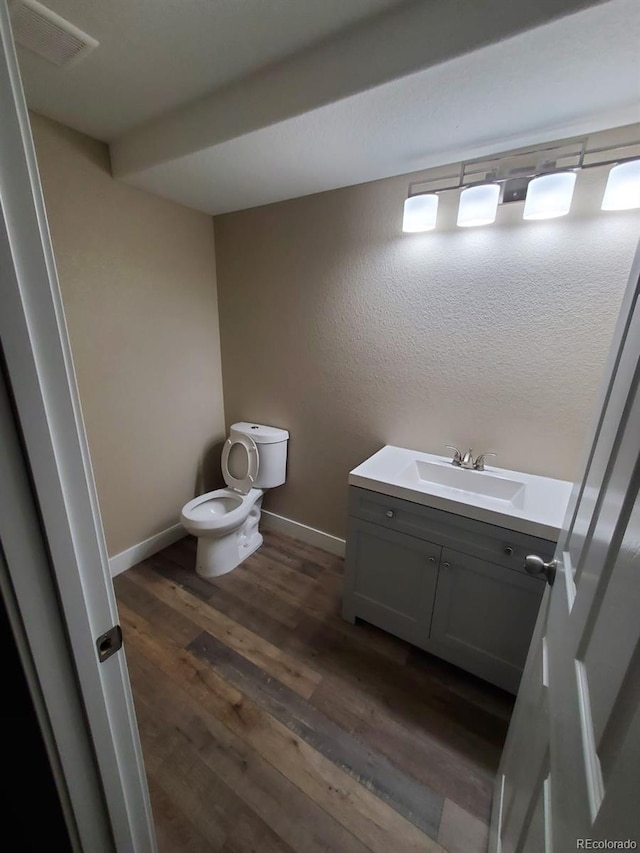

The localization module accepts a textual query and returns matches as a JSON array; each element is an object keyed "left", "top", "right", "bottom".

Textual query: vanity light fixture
[
  {"left": 457, "top": 184, "right": 500, "bottom": 227},
  {"left": 601, "top": 160, "right": 640, "bottom": 211},
  {"left": 402, "top": 137, "right": 640, "bottom": 234},
  {"left": 402, "top": 193, "right": 439, "bottom": 232},
  {"left": 522, "top": 171, "right": 577, "bottom": 220}
]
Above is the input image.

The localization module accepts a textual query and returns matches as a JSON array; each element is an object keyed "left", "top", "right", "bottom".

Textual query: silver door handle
[{"left": 525, "top": 554, "right": 557, "bottom": 585}]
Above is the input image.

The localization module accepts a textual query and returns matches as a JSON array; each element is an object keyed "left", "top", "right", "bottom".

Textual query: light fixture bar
[
  {"left": 402, "top": 134, "right": 640, "bottom": 234},
  {"left": 406, "top": 137, "right": 640, "bottom": 199}
]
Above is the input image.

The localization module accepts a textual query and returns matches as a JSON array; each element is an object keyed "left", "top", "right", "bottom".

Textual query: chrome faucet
[
  {"left": 446, "top": 446, "right": 496, "bottom": 471},
  {"left": 473, "top": 452, "right": 497, "bottom": 471}
]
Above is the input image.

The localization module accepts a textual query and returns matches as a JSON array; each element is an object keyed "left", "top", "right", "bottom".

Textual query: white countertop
[{"left": 349, "top": 445, "right": 572, "bottom": 540}]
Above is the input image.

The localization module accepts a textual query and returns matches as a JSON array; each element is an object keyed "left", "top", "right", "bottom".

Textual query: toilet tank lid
[{"left": 230, "top": 422, "right": 289, "bottom": 444}]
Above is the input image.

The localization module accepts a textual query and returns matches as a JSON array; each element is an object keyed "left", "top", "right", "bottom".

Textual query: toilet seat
[
  {"left": 221, "top": 434, "right": 259, "bottom": 495},
  {"left": 181, "top": 487, "right": 262, "bottom": 535}
]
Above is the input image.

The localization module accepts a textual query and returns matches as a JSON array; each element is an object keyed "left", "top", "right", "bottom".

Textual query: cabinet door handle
[
  {"left": 442, "top": 561, "right": 451, "bottom": 569},
  {"left": 504, "top": 546, "right": 514, "bottom": 556},
  {"left": 428, "top": 556, "right": 436, "bottom": 563},
  {"left": 385, "top": 510, "right": 395, "bottom": 518}
]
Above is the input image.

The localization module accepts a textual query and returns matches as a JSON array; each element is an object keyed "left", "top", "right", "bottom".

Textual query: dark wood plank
[
  {"left": 147, "top": 778, "right": 214, "bottom": 853},
  {"left": 187, "top": 629, "right": 444, "bottom": 840},
  {"left": 149, "top": 533, "right": 410, "bottom": 665},
  {"left": 118, "top": 529, "right": 510, "bottom": 850},
  {"left": 203, "top": 555, "right": 410, "bottom": 665},
  {"left": 114, "top": 572, "right": 201, "bottom": 648},
  {"left": 312, "top": 673, "right": 496, "bottom": 822},
  {"left": 127, "top": 565, "right": 322, "bottom": 699},
  {"left": 119, "top": 602, "right": 443, "bottom": 853},
  {"left": 284, "top": 617, "right": 506, "bottom": 762},
  {"left": 258, "top": 539, "right": 336, "bottom": 580},
  {"left": 162, "top": 534, "right": 197, "bottom": 562},
  {"left": 133, "top": 699, "right": 226, "bottom": 850},
  {"left": 220, "top": 821, "right": 295, "bottom": 853},
  {"left": 264, "top": 530, "right": 344, "bottom": 574},
  {"left": 128, "top": 647, "right": 373, "bottom": 853},
  {"left": 145, "top": 544, "right": 217, "bottom": 602},
  {"left": 255, "top": 538, "right": 308, "bottom": 571},
  {"left": 235, "top": 551, "right": 337, "bottom": 617},
  {"left": 197, "top": 581, "right": 294, "bottom": 645},
  {"left": 135, "top": 693, "right": 293, "bottom": 853},
  {"left": 407, "top": 645, "right": 514, "bottom": 722},
  {"left": 207, "top": 569, "right": 302, "bottom": 629}
]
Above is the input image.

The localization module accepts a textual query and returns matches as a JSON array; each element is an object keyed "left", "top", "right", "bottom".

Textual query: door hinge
[{"left": 96, "top": 624, "right": 123, "bottom": 662}]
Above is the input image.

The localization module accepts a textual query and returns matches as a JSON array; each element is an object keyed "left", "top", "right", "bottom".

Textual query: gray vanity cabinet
[
  {"left": 428, "top": 549, "right": 544, "bottom": 692},
  {"left": 343, "top": 486, "right": 555, "bottom": 693},
  {"left": 342, "top": 519, "right": 441, "bottom": 648}
]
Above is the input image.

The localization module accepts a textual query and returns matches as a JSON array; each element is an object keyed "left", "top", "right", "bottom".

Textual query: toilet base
[{"left": 195, "top": 501, "right": 263, "bottom": 578}]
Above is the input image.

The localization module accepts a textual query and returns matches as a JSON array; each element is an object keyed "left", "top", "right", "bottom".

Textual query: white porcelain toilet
[{"left": 180, "top": 422, "right": 289, "bottom": 578}]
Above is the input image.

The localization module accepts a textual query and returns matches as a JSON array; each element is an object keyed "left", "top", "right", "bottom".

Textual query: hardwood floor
[{"left": 115, "top": 531, "right": 513, "bottom": 853}]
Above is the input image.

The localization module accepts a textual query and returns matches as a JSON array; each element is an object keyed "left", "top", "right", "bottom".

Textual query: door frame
[
  {"left": 0, "top": 365, "right": 113, "bottom": 851},
  {"left": 0, "top": 2, "right": 155, "bottom": 849}
]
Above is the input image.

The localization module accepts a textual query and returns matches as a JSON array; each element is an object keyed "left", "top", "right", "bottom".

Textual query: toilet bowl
[
  {"left": 181, "top": 487, "right": 264, "bottom": 577},
  {"left": 181, "top": 422, "right": 288, "bottom": 578}
]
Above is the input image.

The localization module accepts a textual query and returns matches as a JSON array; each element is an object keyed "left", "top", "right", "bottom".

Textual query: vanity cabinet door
[
  {"left": 343, "top": 518, "right": 441, "bottom": 647},
  {"left": 429, "top": 549, "right": 544, "bottom": 693}
]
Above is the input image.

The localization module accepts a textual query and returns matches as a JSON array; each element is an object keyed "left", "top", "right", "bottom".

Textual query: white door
[
  {"left": 491, "top": 240, "right": 640, "bottom": 852},
  {"left": 0, "top": 3, "right": 156, "bottom": 850}
]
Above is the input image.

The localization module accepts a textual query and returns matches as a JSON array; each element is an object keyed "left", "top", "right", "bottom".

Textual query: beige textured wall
[
  {"left": 31, "top": 113, "right": 226, "bottom": 557},
  {"left": 215, "top": 146, "right": 640, "bottom": 539}
]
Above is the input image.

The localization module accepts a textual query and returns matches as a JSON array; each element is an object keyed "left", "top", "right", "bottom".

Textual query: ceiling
[
  {"left": 15, "top": 0, "right": 409, "bottom": 140},
  {"left": 15, "top": 0, "right": 640, "bottom": 215}
]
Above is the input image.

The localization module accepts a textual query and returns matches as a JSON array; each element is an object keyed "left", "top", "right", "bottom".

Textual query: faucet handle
[
  {"left": 474, "top": 452, "right": 496, "bottom": 471},
  {"left": 445, "top": 445, "right": 463, "bottom": 466}
]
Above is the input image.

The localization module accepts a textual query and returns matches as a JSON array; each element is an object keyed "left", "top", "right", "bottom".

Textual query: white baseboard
[
  {"left": 260, "top": 510, "right": 345, "bottom": 558},
  {"left": 109, "top": 514, "right": 343, "bottom": 576},
  {"left": 109, "top": 523, "right": 186, "bottom": 577}
]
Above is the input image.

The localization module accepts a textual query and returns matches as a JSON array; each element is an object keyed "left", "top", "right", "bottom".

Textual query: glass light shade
[
  {"left": 523, "top": 172, "right": 576, "bottom": 220},
  {"left": 601, "top": 160, "right": 640, "bottom": 211},
  {"left": 402, "top": 194, "right": 439, "bottom": 232},
  {"left": 456, "top": 184, "right": 500, "bottom": 227}
]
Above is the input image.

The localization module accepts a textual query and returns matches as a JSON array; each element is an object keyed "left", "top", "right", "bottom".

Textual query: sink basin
[
  {"left": 398, "top": 459, "right": 526, "bottom": 507},
  {"left": 348, "top": 445, "right": 573, "bottom": 539}
]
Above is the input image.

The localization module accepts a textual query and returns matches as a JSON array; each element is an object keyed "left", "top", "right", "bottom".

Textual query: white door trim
[{"left": 0, "top": 2, "right": 155, "bottom": 849}]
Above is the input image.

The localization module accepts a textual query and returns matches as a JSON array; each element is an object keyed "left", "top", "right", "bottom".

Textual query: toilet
[{"left": 180, "top": 422, "right": 289, "bottom": 578}]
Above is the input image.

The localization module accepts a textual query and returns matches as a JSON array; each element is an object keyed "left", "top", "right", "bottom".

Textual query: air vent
[{"left": 9, "top": 0, "right": 98, "bottom": 67}]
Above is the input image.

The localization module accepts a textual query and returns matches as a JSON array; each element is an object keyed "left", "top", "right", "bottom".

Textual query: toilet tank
[{"left": 230, "top": 422, "right": 289, "bottom": 488}]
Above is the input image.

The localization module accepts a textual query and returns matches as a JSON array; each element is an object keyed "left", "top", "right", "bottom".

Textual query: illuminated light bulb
[
  {"left": 402, "top": 194, "right": 439, "bottom": 232},
  {"left": 523, "top": 172, "right": 576, "bottom": 220},
  {"left": 601, "top": 160, "right": 640, "bottom": 211},
  {"left": 457, "top": 184, "right": 500, "bottom": 227}
]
